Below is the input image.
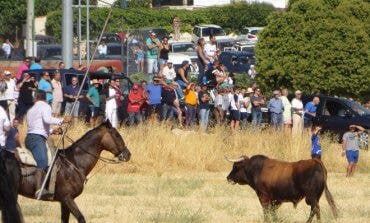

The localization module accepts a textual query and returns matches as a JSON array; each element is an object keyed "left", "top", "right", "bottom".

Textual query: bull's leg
[
  {"left": 315, "top": 204, "right": 321, "bottom": 222},
  {"left": 62, "top": 197, "right": 85, "bottom": 223},
  {"left": 61, "top": 202, "right": 70, "bottom": 223},
  {"left": 271, "top": 203, "right": 281, "bottom": 222}
]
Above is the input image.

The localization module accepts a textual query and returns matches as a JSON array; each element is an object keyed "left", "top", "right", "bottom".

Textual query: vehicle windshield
[
  {"left": 202, "top": 27, "right": 226, "bottom": 37},
  {"left": 346, "top": 100, "right": 370, "bottom": 116},
  {"left": 171, "top": 43, "right": 194, "bottom": 53}
]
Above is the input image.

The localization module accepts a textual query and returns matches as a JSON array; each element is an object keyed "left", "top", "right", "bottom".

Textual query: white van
[{"left": 191, "top": 24, "right": 227, "bottom": 43}]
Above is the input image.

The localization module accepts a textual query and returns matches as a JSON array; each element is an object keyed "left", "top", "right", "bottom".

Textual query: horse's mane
[{"left": 63, "top": 124, "right": 106, "bottom": 152}]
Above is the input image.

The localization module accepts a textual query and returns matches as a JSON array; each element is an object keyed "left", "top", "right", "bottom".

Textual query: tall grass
[{"left": 18, "top": 121, "right": 369, "bottom": 174}]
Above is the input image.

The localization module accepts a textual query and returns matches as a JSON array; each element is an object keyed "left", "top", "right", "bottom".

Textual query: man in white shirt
[
  {"left": 0, "top": 105, "right": 10, "bottom": 149},
  {"left": 51, "top": 70, "right": 63, "bottom": 116},
  {"left": 291, "top": 90, "right": 304, "bottom": 135},
  {"left": 105, "top": 79, "right": 118, "bottom": 128},
  {"left": 97, "top": 41, "right": 107, "bottom": 57},
  {"left": 162, "top": 61, "right": 176, "bottom": 81},
  {"left": 204, "top": 35, "right": 218, "bottom": 63},
  {"left": 4, "top": 71, "right": 16, "bottom": 122},
  {"left": 2, "top": 39, "right": 14, "bottom": 59}
]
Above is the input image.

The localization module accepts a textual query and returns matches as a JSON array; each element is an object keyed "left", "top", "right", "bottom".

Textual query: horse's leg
[
  {"left": 62, "top": 197, "right": 85, "bottom": 223},
  {"left": 61, "top": 202, "right": 70, "bottom": 223}
]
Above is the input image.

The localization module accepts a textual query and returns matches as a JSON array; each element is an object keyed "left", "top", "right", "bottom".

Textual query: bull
[{"left": 226, "top": 155, "right": 338, "bottom": 223}]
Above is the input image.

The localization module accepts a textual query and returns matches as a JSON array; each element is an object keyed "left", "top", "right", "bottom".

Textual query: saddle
[{"left": 17, "top": 138, "right": 55, "bottom": 166}]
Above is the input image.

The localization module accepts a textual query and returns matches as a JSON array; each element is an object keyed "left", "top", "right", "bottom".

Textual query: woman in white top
[
  {"left": 291, "top": 90, "right": 304, "bottom": 135},
  {"left": 281, "top": 89, "right": 292, "bottom": 131}
]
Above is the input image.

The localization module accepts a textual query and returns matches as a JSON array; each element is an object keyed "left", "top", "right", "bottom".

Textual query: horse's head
[{"left": 100, "top": 120, "right": 131, "bottom": 162}]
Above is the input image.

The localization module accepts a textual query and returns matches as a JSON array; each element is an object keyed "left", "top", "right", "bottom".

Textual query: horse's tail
[
  {"left": 324, "top": 182, "right": 338, "bottom": 219},
  {"left": 0, "top": 151, "right": 23, "bottom": 223}
]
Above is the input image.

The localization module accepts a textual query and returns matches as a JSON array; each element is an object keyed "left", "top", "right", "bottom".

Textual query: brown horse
[{"left": 18, "top": 120, "right": 131, "bottom": 223}]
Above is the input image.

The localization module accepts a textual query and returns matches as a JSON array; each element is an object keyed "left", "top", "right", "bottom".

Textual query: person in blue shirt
[
  {"left": 30, "top": 57, "right": 43, "bottom": 70},
  {"left": 145, "top": 76, "right": 163, "bottom": 122},
  {"left": 311, "top": 125, "right": 322, "bottom": 159},
  {"left": 37, "top": 71, "right": 53, "bottom": 104},
  {"left": 86, "top": 79, "right": 100, "bottom": 127},
  {"left": 304, "top": 96, "right": 320, "bottom": 128},
  {"left": 267, "top": 90, "right": 284, "bottom": 129}
]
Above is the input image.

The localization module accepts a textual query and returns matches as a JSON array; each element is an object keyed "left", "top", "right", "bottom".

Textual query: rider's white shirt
[
  {"left": 26, "top": 101, "right": 63, "bottom": 138},
  {"left": 0, "top": 106, "right": 10, "bottom": 146}
]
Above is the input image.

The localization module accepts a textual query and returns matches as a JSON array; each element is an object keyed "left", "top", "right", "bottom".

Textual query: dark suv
[{"left": 301, "top": 95, "right": 370, "bottom": 148}]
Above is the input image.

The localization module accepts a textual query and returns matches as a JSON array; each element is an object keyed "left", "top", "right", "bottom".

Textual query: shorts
[
  {"left": 346, "top": 150, "right": 359, "bottom": 163},
  {"left": 230, "top": 110, "right": 241, "bottom": 121},
  {"left": 89, "top": 106, "right": 100, "bottom": 118},
  {"left": 311, "top": 154, "right": 321, "bottom": 160},
  {"left": 51, "top": 101, "right": 62, "bottom": 115},
  {"left": 159, "top": 59, "right": 168, "bottom": 65}
]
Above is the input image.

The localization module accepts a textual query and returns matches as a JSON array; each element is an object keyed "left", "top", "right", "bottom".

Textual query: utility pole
[
  {"left": 86, "top": 0, "right": 90, "bottom": 66},
  {"left": 62, "top": 0, "right": 73, "bottom": 68},
  {"left": 26, "top": 0, "right": 34, "bottom": 57}
]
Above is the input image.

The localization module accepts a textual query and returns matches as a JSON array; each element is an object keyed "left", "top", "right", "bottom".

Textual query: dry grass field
[{"left": 13, "top": 122, "right": 370, "bottom": 222}]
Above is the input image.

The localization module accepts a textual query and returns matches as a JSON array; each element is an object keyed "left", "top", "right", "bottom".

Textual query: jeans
[
  {"left": 197, "top": 62, "right": 205, "bottom": 85},
  {"left": 270, "top": 112, "right": 283, "bottom": 129},
  {"left": 161, "top": 103, "right": 174, "bottom": 120},
  {"left": 185, "top": 104, "right": 197, "bottom": 127},
  {"left": 147, "top": 58, "right": 158, "bottom": 75},
  {"left": 65, "top": 101, "right": 80, "bottom": 117},
  {"left": 252, "top": 110, "right": 262, "bottom": 127},
  {"left": 128, "top": 111, "right": 142, "bottom": 126},
  {"left": 240, "top": 112, "right": 251, "bottom": 129},
  {"left": 199, "top": 108, "right": 210, "bottom": 130},
  {"left": 25, "top": 134, "right": 48, "bottom": 169}
]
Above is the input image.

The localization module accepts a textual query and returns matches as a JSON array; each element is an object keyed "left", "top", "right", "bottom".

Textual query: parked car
[
  {"left": 192, "top": 24, "right": 227, "bottom": 43},
  {"left": 215, "top": 38, "right": 236, "bottom": 51},
  {"left": 168, "top": 41, "right": 197, "bottom": 66},
  {"left": 299, "top": 95, "right": 370, "bottom": 148},
  {"left": 219, "top": 51, "right": 255, "bottom": 74},
  {"left": 239, "top": 27, "right": 264, "bottom": 44},
  {"left": 36, "top": 44, "right": 62, "bottom": 60},
  {"left": 234, "top": 41, "right": 255, "bottom": 53}
]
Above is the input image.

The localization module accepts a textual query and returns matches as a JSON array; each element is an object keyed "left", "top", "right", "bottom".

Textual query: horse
[
  {"left": 15, "top": 120, "right": 131, "bottom": 223},
  {"left": 0, "top": 150, "right": 23, "bottom": 223}
]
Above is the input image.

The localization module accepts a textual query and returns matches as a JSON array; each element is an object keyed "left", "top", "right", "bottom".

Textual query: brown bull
[{"left": 226, "top": 155, "right": 338, "bottom": 223}]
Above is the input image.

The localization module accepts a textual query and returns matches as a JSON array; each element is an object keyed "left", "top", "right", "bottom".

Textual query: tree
[{"left": 255, "top": 0, "right": 370, "bottom": 100}]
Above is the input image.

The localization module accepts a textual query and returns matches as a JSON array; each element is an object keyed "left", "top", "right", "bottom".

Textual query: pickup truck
[{"left": 301, "top": 95, "right": 369, "bottom": 149}]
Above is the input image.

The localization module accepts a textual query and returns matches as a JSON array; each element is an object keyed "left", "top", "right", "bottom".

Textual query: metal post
[
  {"left": 78, "top": 0, "right": 82, "bottom": 65},
  {"left": 86, "top": 0, "right": 90, "bottom": 66},
  {"left": 26, "top": 0, "right": 34, "bottom": 57},
  {"left": 62, "top": 0, "right": 73, "bottom": 68}
]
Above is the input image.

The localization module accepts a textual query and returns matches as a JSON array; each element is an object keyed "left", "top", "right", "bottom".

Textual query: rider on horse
[{"left": 25, "top": 90, "right": 70, "bottom": 198}]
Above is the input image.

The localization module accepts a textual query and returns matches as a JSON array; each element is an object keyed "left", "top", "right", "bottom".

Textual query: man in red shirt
[{"left": 127, "top": 84, "right": 144, "bottom": 125}]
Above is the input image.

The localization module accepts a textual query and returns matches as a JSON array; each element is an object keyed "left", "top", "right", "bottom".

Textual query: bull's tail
[{"left": 324, "top": 183, "right": 339, "bottom": 219}]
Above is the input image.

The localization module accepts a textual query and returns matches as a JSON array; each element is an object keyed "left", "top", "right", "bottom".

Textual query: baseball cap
[
  {"left": 3, "top": 70, "right": 11, "bottom": 76},
  {"left": 246, "top": 87, "right": 254, "bottom": 93},
  {"left": 295, "top": 90, "right": 302, "bottom": 95}
]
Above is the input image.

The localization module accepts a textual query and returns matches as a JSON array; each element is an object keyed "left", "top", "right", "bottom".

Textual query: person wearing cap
[
  {"left": 162, "top": 60, "right": 176, "bottom": 81},
  {"left": 145, "top": 76, "right": 163, "bottom": 122},
  {"left": 291, "top": 90, "right": 304, "bottom": 134},
  {"left": 159, "top": 36, "right": 170, "bottom": 75},
  {"left": 127, "top": 84, "right": 144, "bottom": 126},
  {"left": 146, "top": 31, "right": 161, "bottom": 79},
  {"left": 342, "top": 124, "right": 365, "bottom": 177},
  {"left": 86, "top": 79, "right": 101, "bottom": 127},
  {"left": 51, "top": 70, "right": 63, "bottom": 117},
  {"left": 267, "top": 90, "right": 284, "bottom": 129}
]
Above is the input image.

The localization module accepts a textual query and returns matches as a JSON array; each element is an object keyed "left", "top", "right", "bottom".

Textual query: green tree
[{"left": 255, "top": 0, "right": 370, "bottom": 100}]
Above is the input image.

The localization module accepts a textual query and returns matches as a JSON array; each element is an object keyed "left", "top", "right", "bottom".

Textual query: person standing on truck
[
  {"left": 342, "top": 124, "right": 365, "bottom": 177},
  {"left": 303, "top": 96, "right": 320, "bottom": 128}
]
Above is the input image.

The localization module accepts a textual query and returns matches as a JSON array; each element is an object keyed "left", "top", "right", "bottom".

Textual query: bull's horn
[{"left": 225, "top": 156, "right": 245, "bottom": 163}]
